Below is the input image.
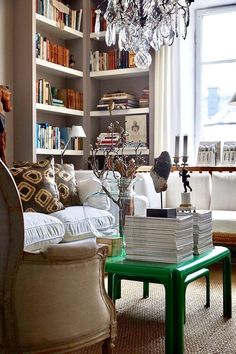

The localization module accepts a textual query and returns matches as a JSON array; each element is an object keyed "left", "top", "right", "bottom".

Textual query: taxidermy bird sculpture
[{"left": 150, "top": 151, "right": 172, "bottom": 193}]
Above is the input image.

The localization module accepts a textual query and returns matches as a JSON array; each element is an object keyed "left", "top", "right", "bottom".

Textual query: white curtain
[{"left": 153, "top": 40, "right": 182, "bottom": 159}]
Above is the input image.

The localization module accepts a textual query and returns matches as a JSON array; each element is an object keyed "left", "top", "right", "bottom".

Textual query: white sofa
[
  {"left": 135, "top": 170, "right": 236, "bottom": 247},
  {"left": 23, "top": 170, "right": 118, "bottom": 253}
]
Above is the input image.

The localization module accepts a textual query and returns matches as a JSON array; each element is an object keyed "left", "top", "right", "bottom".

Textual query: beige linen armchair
[{"left": 0, "top": 159, "right": 116, "bottom": 353}]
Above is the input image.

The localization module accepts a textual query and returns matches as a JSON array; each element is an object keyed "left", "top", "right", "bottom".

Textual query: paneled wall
[{"left": 0, "top": 0, "right": 13, "bottom": 164}]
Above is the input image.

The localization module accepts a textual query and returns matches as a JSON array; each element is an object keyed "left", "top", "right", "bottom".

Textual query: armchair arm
[
  {"left": 41, "top": 238, "right": 106, "bottom": 261},
  {"left": 23, "top": 238, "right": 109, "bottom": 262}
]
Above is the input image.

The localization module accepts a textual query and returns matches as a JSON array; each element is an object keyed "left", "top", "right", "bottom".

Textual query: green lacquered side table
[{"left": 105, "top": 246, "right": 232, "bottom": 354}]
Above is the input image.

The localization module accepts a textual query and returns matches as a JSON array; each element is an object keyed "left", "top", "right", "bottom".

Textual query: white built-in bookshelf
[
  {"left": 13, "top": 0, "right": 154, "bottom": 165},
  {"left": 36, "top": 58, "right": 83, "bottom": 78},
  {"left": 90, "top": 108, "right": 149, "bottom": 117},
  {"left": 14, "top": 0, "right": 85, "bottom": 164},
  {"left": 37, "top": 148, "right": 83, "bottom": 156},
  {"left": 36, "top": 13, "right": 83, "bottom": 39},
  {"left": 36, "top": 103, "right": 83, "bottom": 116},
  {"left": 90, "top": 68, "right": 149, "bottom": 79}
]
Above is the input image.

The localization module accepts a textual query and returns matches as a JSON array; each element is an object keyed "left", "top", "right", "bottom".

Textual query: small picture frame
[
  {"left": 196, "top": 141, "right": 221, "bottom": 166},
  {"left": 125, "top": 114, "right": 147, "bottom": 146}
]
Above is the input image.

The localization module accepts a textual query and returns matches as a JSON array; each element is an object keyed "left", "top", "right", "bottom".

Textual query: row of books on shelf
[
  {"left": 36, "top": 124, "right": 83, "bottom": 150},
  {"left": 90, "top": 49, "right": 135, "bottom": 72},
  {"left": 90, "top": 8, "right": 107, "bottom": 32},
  {"left": 36, "top": 0, "right": 83, "bottom": 31},
  {"left": 36, "top": 80, "right": 83, "bottom": 110},
  {"left": 36, "top": 33, "right": 70, "bottom": 68}
]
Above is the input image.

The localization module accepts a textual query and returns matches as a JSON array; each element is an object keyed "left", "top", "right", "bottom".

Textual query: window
[{"left": 196, "top": 5, "right": 236, "bottom": 144}]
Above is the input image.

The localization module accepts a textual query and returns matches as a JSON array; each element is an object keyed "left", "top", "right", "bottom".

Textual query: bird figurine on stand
[{"left": 150, "top": 151, "right": 172, "bottom": 208}]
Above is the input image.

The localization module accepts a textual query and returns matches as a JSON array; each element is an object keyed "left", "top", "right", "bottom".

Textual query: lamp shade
[{"left": 70, "top": 125, "right": 86, "bottom": 138}]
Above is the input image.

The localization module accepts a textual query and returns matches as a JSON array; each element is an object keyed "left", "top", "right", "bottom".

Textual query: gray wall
[{"left": 0, "top": 0, "right": 13, "bottom": 164}]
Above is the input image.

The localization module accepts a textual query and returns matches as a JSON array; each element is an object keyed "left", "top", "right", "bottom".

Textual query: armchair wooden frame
[{"left": 0, "top": 159, "right": 117, "bottom": 354}]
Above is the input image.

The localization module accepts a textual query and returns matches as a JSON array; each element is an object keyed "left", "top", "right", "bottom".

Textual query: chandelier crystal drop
[{"left": 96, "top": 0, "right": 194, "bottom": 69}]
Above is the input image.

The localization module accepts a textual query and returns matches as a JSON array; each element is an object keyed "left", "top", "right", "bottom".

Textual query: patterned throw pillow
[
  {"left": 11, "top": 158, "right": 64, "bottom": 213},
  {"left": 54, "top": 163, "right": 81, "bottom": 207}
]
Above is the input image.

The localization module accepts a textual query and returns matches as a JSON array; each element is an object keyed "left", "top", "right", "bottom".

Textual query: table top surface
[{"left": 105, "top": 246, "right": 230, "bottom": 275}]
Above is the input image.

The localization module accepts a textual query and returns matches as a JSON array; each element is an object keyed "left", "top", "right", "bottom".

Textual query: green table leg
[
  {"left": 173, "top": 271, "right": 185, "bottom": 354},
  {"left": 143, "top": 281, "right": 149, "bottom": 298},
  {"left": 113, "top": 274, "right": 122, "bottom": 300},
  {"left": 164, "top": 275, "right": 174, "bottom": 354},
  {"left": 223, "top": 253, "right": 232, "bottom": 318}
]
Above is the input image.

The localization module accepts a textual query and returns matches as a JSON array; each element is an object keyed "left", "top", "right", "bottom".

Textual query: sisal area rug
[{"left": 76, "top": 263, "right": 236, "bottom": 354}]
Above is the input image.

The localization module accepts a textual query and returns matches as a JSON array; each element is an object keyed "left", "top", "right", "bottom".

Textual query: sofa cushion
[
  {"left": 212, "top": 210, "right": 236, "bottom": 234},
  {"left": 211, "top": 172, "right": 236, "bottom": 211},
  {"left": 10, "top": 157, "right": 64, "bottom": 213},
  {"left": 14, "top": 158, "right": 81, "bottom": 208},
  {"left": 51, "top": 206, "right": 115, "bottom": 242},
  {"left": 23, "top": 212, "right": 65, "bottom": 252},
  {"left": 54, "top": 163, "right": 81, "bottom": 207},
  {"left": 77, "top": 177, "right": 110, "bottom": 210},
  {"left": 165, "top": 172, "right": 211, "bottom": 210}
]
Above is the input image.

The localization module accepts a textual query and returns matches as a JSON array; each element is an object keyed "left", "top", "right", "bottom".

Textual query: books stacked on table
[
  {"left": 97, "top": 91, "right": 139, "bottom": 110},
  {"left": 124, "top": 215, "right": 194, "bottom": 263},
  {"left": 178, "top": 210, "right": 213, "bottom": 255}
]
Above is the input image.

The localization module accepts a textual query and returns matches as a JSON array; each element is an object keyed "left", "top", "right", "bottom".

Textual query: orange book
[
  {"left": 52, "top": 44, "right": 58, "bottom": 64},
  {"left": 63, "top": 48, "right": 69, "bottom": 67}
]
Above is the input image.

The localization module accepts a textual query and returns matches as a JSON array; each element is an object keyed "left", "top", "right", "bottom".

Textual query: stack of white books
[
  {"left": 124, "top": 215, "right": 194, "bottom": 263},
  {"left": 178, "top": 210, "right": 213, "bottom": 255}
]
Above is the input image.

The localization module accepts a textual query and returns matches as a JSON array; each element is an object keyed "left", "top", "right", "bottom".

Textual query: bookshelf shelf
[
  {"left": 93, "top": 147, "right": 150, "bottom": 156},
  {"left": 36, "top": 58, "right": 83, "bottom": 78},
  {"left": 90, "top": 68, "right": 149, "bottom": 79},
  {"left": 37, "top": 148, "right": 84, "bottom": 156},
  {"left": 90, "top": 31, "right": 106, "bottom": 39},
  {"left": 36, "top": 13, "right": 83, "bottom": 40},
  {"left": 90, "top": 107, "right": 149, "bottom": 117},
  {"left": 36, "top": 103, "right": 84, "bottom": 116}
]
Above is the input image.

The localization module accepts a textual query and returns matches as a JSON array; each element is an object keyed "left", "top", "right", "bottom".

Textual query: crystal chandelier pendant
[
  {"left": 97, "top": 0, "right": 194, "bottom": 69},
  {"left": 134, "top": 50, "right": 152, "bottom": 70}
]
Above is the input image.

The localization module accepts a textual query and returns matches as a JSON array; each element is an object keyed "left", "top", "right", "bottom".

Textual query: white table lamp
[{"left": 61, "top": 125, "right": 86, "bottom": 163}]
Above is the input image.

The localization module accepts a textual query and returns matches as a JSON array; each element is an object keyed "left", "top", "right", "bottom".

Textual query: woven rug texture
[{"left": 75, "top": 263, "right": 236, "bottom": 354}]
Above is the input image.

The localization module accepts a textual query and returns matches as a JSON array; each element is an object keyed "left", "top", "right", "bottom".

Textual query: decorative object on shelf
[
  {"left": 0, "top": 85, "right": 12, "bottom": 165},
  {"left": 89, "top": 121, "right": 146, "bottom": 247},
  {"left": 173, "top": 134, "right": 195, "bottom": 211},
  {"left": 222, "top": 141, "right": 236, "bottom": 166},
  {"left": 96, "top": 0, "right": 194, "bottom": 69},
  {"left": 196, "top": 141, "right": 221, "bottom": 166},
  {"left": 150, "top": 150, "right": 172, "bottom": 208},
  {"left": 69, "top": 54, "right": 76, "bottom": 68},
  {"left": 125, "top": 114, "right": 147, "bottom": 146},
  {"left": 61, "top": 125, "right": 86, "bottom": 163}
]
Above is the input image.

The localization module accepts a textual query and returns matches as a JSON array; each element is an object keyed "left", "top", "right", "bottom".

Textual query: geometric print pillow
[
  {"left": 10, "top": 157, "right": 64, "bottom": 213},
  {"left": 54, "top": 163, "right": 81, "bottom": 207}
]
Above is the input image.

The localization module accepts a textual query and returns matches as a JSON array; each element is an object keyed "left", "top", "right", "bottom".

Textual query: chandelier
[{"left": 95, "top": 0, "right": 194, "bottom": 69}]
